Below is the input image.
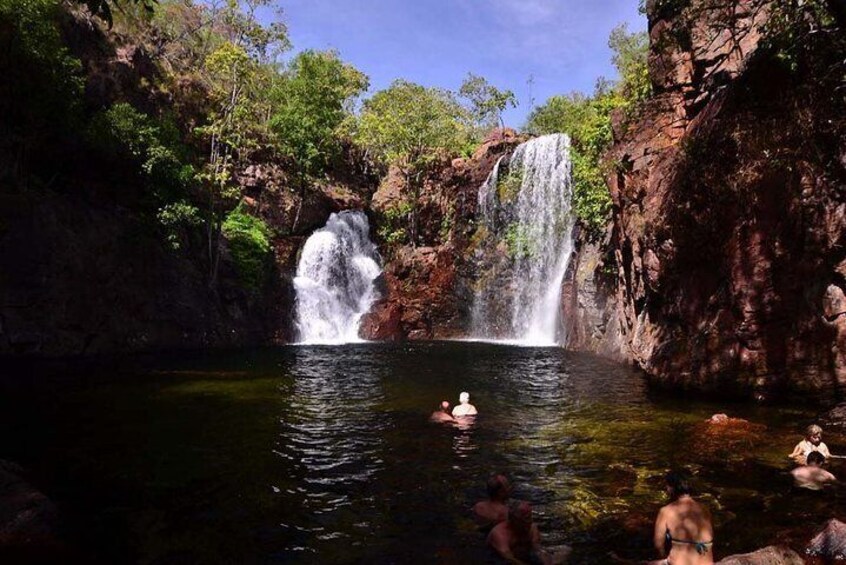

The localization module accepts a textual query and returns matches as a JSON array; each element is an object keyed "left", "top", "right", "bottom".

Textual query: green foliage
[
  {"left": 356, "top": 80, "right": 471, "bottom": 245},
  {"left": 503, "top": 223, "right": 535, "bottom": 260},
  {"left": 0, "top": 0, "right": 84, "bottom": 175},
  {"left": 270, "top": 50, "right": 368, "bottom": 179},
  {"left": 377, "top": 201, "right": 413, "bottom": 245},
  {"left": 157, "top": 201, "right": 201, "bottom": 250},
  {"left": 608, "top": 24, "right": 652, "bottom": 109},
  {"left": 222, "top": 206, "right": 272, "bottom": 290},
  {"left": 355, "top": 80, "right": 469, "bottom": 173},
  {"left": 762, "top": 0, "right": 840, "bottom": 71},
  {"left": 525, "top": 23, "right": 649, "bottom": 235},
  {"left": 496, "top": 166, "right": 523, "bottom": 203},
  {"left": 89, "top": 103, "right": 194, "bottom": 203},
  {"left": 459, "top": 72, "right": 517, "bottom": 131},
  {"left": 526, "top": 91, "right": 621, "bottom": 233},
  {"left": 439, "top": 207, "right": 454, "bottom": 241}
]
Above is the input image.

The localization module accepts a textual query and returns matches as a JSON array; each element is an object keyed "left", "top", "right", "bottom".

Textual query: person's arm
[
  {"left": 531, "top": 524, "right": 542, "bottom": 551},
  {"left": 653, "top": 507, "right": 668, "bottom": 558},
  {"left": 821, "top": 443, "right": 832, "bottom": 458},
  {"left": 488, "top": 529, "right": 529, "bottom": 565},
  {"left": 789, "top": 441, "right": 804, "bottom": 460}
]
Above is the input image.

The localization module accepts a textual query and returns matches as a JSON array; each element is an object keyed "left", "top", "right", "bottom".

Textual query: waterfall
[
  {"left": 294, "top": 210, "right": 382, "bottom": 344},
  {"left": 471, "top": 133, "right": 575, "bottom": 346}
]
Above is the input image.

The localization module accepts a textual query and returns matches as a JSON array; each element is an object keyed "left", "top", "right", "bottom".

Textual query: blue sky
[{"left": 276, "top": 0, "right": 646, "bottom": 127}]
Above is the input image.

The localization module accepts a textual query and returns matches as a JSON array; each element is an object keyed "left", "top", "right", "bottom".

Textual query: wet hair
[
  {"left": 806, "top": 424, "right": 823, "bottom": 437},
  {"left": 665, "top": 470, "right": 692, "bottom": 497},
  {"left": 807, "top": 451, "right": 826, "bottom": 466},
  {"left": 486, "top": 474, "right": 510, "bottom": 499}
]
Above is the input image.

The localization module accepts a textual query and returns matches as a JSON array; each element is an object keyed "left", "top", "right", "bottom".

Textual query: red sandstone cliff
[
  {"left": 602, "top": 0, "right": 846, "bottom": 398},
  {"left": 361, "top": 129, "right": 525, "bottom": 340}
]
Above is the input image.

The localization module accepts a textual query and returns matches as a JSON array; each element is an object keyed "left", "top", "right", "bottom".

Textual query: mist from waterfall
[
  {"left": 294, "top": 211, "right": 382, "bottom": 344},
  {"left": 471, "top": 133, "right": 575, "bottom": 346}
]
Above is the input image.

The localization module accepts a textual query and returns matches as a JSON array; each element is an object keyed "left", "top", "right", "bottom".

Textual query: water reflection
[
  {"left": 451, "top": 417, "right": 478, "bottom": 467},
  {"left": 275, "top": 346, "right": 387, "bottom": 554},
  {"left": 1, "top": 343, "right": 839, "bottom": 564}
]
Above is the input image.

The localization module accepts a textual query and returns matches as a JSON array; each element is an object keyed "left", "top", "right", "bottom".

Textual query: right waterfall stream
[{"left": 470, "top": 133, "right": 575, "bottom": 345}]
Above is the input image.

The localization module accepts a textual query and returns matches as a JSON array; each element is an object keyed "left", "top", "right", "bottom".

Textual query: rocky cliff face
[
  {"left": 0, "top": 9, "right": 377, "bottom": 356},
  {"left": 361, "top": 129, "right": 525, "bottom": 340},
  {"left": 604, "top": 0, "right": 846, "bottom": 398}
]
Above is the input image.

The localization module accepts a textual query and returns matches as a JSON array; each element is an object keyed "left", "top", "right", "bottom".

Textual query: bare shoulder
[{"left": 488, "top": 521, "right": 506, "bottom": 541}]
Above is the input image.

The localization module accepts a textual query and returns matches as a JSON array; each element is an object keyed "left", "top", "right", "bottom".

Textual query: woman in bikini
[{"left": 652, "top": 471, "right": 714, "bottom": 565}]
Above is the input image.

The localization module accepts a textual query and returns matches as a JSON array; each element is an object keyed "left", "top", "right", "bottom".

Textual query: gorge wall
[
  {"left": 599, "top": 0, "right": 846, "bottom": 398},
  {"left": 0, "top": 8, "right": 375, "bottom": 356},
  {"left": 5, "top": 0, "right": 846, "bottom": 406}
]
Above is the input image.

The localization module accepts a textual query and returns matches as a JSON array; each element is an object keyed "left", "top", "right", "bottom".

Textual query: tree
[
  {"left": 270, "top": 50, "right": 368, "bottom": 231},
  {"left": 459, "top": 73, "right": 517, "bottom": 131},
  {"left": 608, "top": 23, "right": 651, "bottom": 108},
  {"left": 355, "top": 80, "right": 468, "bottom": 245},
  {"left": 190, "top": 0, "right": 290, "bottom": 287},
  {"left": 0, "top": 0, "right": 84, "bottom": 184}
]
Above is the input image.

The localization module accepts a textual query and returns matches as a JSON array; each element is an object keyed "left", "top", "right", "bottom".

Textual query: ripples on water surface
[{"left": 1, "top": 342, "right": 844, "bottom": 563}]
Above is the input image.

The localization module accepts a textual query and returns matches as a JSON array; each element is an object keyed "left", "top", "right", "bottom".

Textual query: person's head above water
[
  {"left": 459, "top": 392, "right": 470, "bottom": 404},
  {"left": 486, "top": 473, "right": 511, "bottom": 501},
  {"left": 665, "top": 470, "right": 692, "bottom": 499},
  {"left": 807, "top": 424, "right": 823, "bottom": 444},
  {"left": 807, "top": 450, "right": 826, "bottom": 467},
  {"left": 439, "top": 400, "right": 450, "bottom": 412}
]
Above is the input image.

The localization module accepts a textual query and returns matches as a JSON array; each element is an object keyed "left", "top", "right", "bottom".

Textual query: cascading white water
[
  {"left": 471, "top": 133, "right": 575, "bottom": 345},
  {"left": 294, "top": 210, "right": 382, "bottom": 344}
]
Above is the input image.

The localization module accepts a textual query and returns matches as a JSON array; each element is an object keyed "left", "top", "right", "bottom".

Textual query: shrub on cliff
[
  {"left": 222, "top": 206, "right": 273, "bottom": 291},
  {"left": 459, "top": 72, "right": 517, "bottom": 134},
  {"left": 89, "top": 103, "right": 194, "bottom": 203}
]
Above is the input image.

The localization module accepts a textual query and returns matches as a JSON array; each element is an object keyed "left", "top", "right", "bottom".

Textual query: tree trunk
[{"left": 292, "top": 172, "right": 306, "bottom": 234}]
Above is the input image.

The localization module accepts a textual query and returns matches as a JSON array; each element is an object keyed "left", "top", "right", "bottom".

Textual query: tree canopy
[
  {"left": 270, "top": 50, "right": 369, "bottom": 179},
  {"left": 459, "top": 73, "right": 517, "bottom": 131},
  {"left": 355, "top": 79, "right": 468, "bottom": 173}
]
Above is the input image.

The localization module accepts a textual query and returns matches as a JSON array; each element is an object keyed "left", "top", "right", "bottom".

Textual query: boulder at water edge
[
  {"left": 716, "top": 545, "right": 804, "bottom": 564},
  {"left": 806, "top": 518, "right": 846, "bottom": 560},
  {"left": 0, "top": 460, "right": 60, "bottom": 560}
]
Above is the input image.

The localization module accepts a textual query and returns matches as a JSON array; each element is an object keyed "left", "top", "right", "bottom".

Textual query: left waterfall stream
[{"left": 293, "top": 210, "right": 383, "bottom": 344}]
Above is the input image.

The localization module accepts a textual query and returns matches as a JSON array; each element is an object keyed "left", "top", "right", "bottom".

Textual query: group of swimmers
[
  {"left": 430, "top": 401, "right": 841, "bottom": 564},
  {"left": 430, "top": 391, "right": 478, "bottom": 422},
  {"left": 789, "top": 424, "right": 839, "bottom": 490}
]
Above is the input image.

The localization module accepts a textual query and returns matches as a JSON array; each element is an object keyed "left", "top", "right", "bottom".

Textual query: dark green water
[{"left": 1, "top": 342, "right": 843, "bottom": 563}]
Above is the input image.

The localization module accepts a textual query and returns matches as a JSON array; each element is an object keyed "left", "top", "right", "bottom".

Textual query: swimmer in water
[
  {"left": 430, "top": 400, "right": 455, "bottom": 423},
  {"left": 452, "top": 391, "right": 478, "bottom": 417},
  {"left": 473, "top": 473, "right": 511, "bottom": 529}
]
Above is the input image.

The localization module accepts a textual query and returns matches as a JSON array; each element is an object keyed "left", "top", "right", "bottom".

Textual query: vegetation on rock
[
  {"left": 527, "top": 24, "right": 650, "bottom": 236},
  {"left": 354, "top": 80, "right": 470, "bottom": 245},
  {"left": 221, "top": 205, "right": 273, "bottom": 291}
]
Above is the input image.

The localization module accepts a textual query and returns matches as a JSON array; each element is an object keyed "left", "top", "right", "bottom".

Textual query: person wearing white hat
[{"left": 452, "top": 391, "right": 478, "bottom": 417}]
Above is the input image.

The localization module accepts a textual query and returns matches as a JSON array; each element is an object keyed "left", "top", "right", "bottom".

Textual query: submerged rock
[{"left": 0, "top": 460, "right": 60, "bottom": 560}]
